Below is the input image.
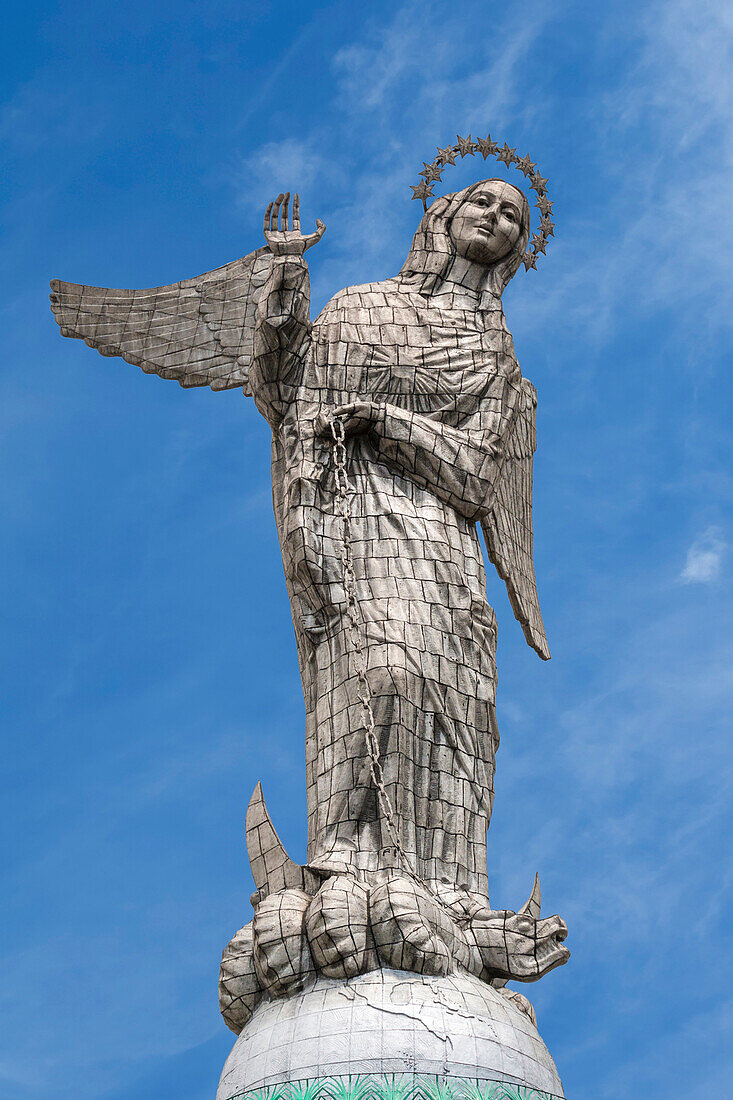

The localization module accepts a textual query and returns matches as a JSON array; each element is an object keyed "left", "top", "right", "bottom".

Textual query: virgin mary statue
[{"left": 50, "top": 177, "right": 549, "bottom": 901}]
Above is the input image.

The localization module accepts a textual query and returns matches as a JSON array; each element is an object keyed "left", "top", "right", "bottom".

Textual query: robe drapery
[{"left": 250, "top": 256, "right": 527, "bottom": 897}]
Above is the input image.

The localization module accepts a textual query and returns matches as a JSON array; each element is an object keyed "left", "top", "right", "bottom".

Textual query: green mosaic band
[{"left": 230, "top": 1075, "right": 562, "bottom": 1100}]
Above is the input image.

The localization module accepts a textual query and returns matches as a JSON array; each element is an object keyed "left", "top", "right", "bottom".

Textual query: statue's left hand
[
  {"left": 316, "top": 401, "right": 381, "bottom": 439},
  {"left": 264, "top": 192, "right": 326, "bottom": 256}
]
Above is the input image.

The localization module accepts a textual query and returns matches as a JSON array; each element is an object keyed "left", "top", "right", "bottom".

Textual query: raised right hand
[{"left": 263, "top": 192, "right": 326, "bottom": 256}]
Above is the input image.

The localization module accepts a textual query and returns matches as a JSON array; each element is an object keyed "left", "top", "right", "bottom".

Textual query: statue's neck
[{"left": 429, "top": 255, "right": 496, "bottom": 310}]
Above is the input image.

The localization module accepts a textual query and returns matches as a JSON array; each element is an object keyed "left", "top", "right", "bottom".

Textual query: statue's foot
[
  {"left": 433, "top": 883, "right": 494, "bottom": 924},
  {"left": 307, "top": 843, "right": 359, "bottom": 878}
]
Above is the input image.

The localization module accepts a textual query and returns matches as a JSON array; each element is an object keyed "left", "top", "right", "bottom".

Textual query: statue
[{"left": 51, "top": 135, "right": 570, "bottom": 1100}]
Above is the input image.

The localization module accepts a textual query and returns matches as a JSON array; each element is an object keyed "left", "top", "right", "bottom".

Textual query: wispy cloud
[
  {"left": 234, "top": 138, "right": 343, "bottom": 214},
  {"left": 234, "top": 0, "right": 733, "bottom": 350},
  {"left": 231, "top": 0, "right": 557, "bottom": 306},
  {"left": 332, "top": 0, "right": 542, "bottom": 126},
  {"left": 503, "top": 0, "right": 733, "bottom": 351},
  {"left": 681, "top": 525, "right": 727, "bottom": 583},
  {"left": 602, "top": 0, "right": 733, "bottom": 316}
]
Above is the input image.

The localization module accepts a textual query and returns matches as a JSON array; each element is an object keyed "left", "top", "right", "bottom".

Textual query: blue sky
[{"left": 2, "top": 0, "right": 732, "bottom": 1097}]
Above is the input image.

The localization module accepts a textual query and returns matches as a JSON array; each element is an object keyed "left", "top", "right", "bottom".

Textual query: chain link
[{"left": 330, "top": 416, "right": 416, "bottom": 876}]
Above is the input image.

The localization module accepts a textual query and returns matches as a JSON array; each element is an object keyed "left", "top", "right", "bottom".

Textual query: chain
[{"left": 330, "top": 416, "right": 416, "bottom": 876}]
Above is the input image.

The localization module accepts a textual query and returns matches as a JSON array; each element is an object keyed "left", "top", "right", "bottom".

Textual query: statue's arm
[
  {"left": 326, "top": 372, "right": 520, "bottom": 521},
  {"left": 251, "top": 255, "right": 311, "bottom": 425},
  {"left": 249, "top": 193, "right": 325, "bottom": 427},
  {"left": 373, "top": 402, "right": 507, "bottom": 520},
  {"left": 327, "top": 375, "right": 550, "bottom": 658}
]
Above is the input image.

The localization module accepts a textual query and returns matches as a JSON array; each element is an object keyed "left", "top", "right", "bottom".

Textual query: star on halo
[
  {"left": 497, "top": 143, "right": 517, "bottom": 166},
  {"left": 475, "top": 135, "right": 498, "bottom": 159},
  {"left": 420, "top": 161, "right": 443, "bottom": 183},
  {"left": 536, "top": 195, "right": 554, "bottom": 215},
  {"left": 523, "top": 251, "right": 538, "bottom": 271},
  {"left": 515, "top": 154, "right": 533, "bottom": 176},
  {"left": 436, "top": 145, "right": 457, "bottom": 166},
  {"left": 530, "top": 234, "right": 548, "bottom": 254},
  {"left": 539, "top": 215, "right": 555, "bottom": 237},
  {"left": 410, "top": 179, "right": 435, "bottom": 203},
  {"left": 532, "top": 172, "right": 549, "bottom": 192},
  {"left": 456, "top": 134, "right": 476, "bottom": 157}
]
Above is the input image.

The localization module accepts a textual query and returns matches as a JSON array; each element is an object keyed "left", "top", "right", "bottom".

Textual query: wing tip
[
  {"left": 521, "top": 617, "right": 551, "bottom": 661},
  {"left": 49, "top": 279, "right": 78, "bottom": 335},
  {"left": 49, "top": 302, "right": 72, "bottom": 337}
]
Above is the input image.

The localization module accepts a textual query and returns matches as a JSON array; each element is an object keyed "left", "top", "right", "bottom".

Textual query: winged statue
[{"left": 51, "top": 182, "right": 549, "bottom": 902}]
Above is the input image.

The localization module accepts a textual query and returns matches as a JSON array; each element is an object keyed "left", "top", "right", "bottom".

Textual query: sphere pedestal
[{"left": 216, "top": 968, "right": 564, "bottom": 1100}]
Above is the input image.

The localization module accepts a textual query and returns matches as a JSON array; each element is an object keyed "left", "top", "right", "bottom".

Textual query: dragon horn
[{"left": 519, "top": 873, "right": 542, "bottom": 918}]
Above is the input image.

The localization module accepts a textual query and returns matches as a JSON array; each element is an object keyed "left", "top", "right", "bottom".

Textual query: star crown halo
[{"left": 410, "top": 133, "right": 554, "bottom": 271}]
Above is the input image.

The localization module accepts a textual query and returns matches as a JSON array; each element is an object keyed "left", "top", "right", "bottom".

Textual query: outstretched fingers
[
  {"left": 264, "top": 191, "right": 322, "bottom": 250},
  {"left": 270, "top": 193, "right": 284, "bottom": 232}
]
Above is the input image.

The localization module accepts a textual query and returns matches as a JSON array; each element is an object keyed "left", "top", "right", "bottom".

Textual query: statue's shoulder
[{"left": 315, "top": 277, "right": 406, "bottom": 325}]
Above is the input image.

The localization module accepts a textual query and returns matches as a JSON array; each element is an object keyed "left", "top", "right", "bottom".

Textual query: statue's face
[{"left": 449, "top": 180, "right": 524, "bottom": 265}]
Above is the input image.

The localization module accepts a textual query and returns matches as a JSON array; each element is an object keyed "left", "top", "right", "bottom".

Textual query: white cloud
[
  {"left": 506, "top": 0, "right": 733, "bottom": 348},
  {"left": 606, "top": 0, "right": 733, "bottom": 309},
  {"left": 232, "top": 0, "right": 556, "bottom": 289},
  {"left": 234, "top": 138, "right": 340, "bottom": 213},
  {"left": 232, "top": 0, "right": 733, "bottom": 353},
  {"left": 331, "top": 0, "right": 541, "bottom": 126},
  {"left": 681, "top": 525, "right": 727, "bottom": 583}
]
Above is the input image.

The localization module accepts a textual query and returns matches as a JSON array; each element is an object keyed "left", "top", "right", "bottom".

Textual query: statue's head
[
  {"left": 449, "top": 179, "right": 525, "bottom": 265},
  {"left": 400, "top": 178, "right": 531, "bottom": 298}
]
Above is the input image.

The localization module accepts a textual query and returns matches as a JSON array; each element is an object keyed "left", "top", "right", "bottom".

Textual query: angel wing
[
  {"left": 482, "top": 377, "right": 550, "bottom": 660},
  {"left": 49, "top": 246, "right": 272, "bottom": 395}
]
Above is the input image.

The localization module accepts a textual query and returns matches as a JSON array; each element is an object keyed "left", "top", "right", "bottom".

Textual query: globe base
[{"left": 216, "top": 968, "right": 565, "bottom": 1100}]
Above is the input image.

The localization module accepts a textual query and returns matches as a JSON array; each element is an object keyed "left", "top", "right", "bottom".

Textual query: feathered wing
[
  {"left": 482, "top": 378, "right": 550, "bottom": 660},
  {"left": 49, "top": 246, "right": 272, "bottom": 394}
]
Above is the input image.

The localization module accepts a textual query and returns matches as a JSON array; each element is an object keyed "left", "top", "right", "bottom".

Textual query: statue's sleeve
[
  {"left": 374, "top": 408, "right": 499, "bottom": 519},
  {"left": 249, "top": 255, "right": 312, "bottom": 427},
  {"left": 372, "top": 369, "right": 517, "bottom": 522}
]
